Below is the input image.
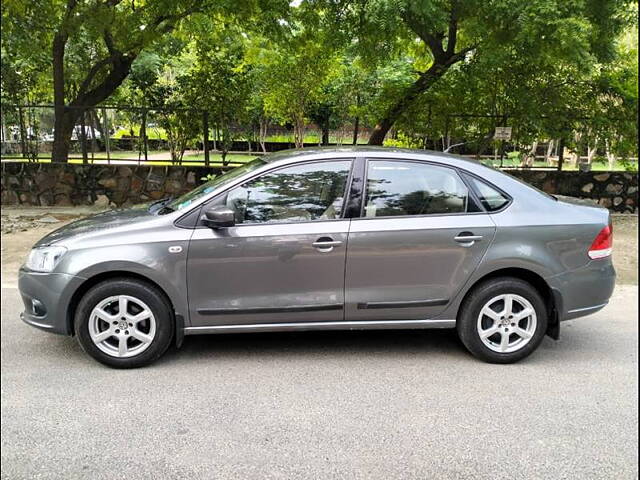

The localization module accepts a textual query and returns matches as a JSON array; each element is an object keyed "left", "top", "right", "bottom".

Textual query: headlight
[{"left": 25, "top": 246, "right": 67, "bottom": 272}]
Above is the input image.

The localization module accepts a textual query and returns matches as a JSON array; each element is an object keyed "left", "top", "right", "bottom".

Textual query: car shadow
[{"left": 158, "top": 328, "right": 469, "bottom": 365}]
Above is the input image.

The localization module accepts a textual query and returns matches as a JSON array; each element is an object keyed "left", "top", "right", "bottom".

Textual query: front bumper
[
  {"left": 18, "top": 267, "right": 85, "bottom": 335},
  {"left": 548, "top": 259, "right": 616, "bottom": 321}
]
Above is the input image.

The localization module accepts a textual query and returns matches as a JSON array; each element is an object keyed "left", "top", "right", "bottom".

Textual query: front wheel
[
  {"left": 457, "top": 277, "right": 548, "bottom": 364},
  {"left": 75, "top": 278, "right": 174, "bottom": 368}
]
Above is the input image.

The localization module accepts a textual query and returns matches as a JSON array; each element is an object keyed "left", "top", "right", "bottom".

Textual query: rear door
[{"left": 345, "top": 158, "right": 496, "bottom": 321}]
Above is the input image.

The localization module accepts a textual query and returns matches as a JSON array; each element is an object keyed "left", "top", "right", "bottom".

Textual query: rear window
[{"left": 467, "top": 177, "right": 510, "bottom": 211}]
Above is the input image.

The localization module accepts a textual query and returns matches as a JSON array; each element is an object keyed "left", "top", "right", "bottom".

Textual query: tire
[
  {"left": 75, "top": 278, "right": 174, "bottom": 368},
  {"left": 456, "top": 277, "right": 548, "bottom": 364}
]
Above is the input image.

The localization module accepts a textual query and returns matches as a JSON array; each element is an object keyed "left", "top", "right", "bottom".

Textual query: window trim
[
  {"left": 356, "top": 157, "right": 486, "bottom": 221},
  {"left": 343, "top": 156, "right": 366, "bottom": 218},
  {"left": 191, "top": 157, "right": 356, "bottom": 228}
]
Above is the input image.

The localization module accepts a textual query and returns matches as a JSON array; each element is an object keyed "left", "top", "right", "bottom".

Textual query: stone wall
[
  {"left": 1, "top": 163, "right": 213, "bottom": 208},
  {"left": 509, "top": 170, "right": 637, "bottom": 213},
  {"left": 1, "top": 162, "right": 637, "bottom": 213}
]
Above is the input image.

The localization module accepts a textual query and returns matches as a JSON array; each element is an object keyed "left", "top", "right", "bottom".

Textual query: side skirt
[{"left": 183, "top": 319, "right": 456, "bottom": 335}]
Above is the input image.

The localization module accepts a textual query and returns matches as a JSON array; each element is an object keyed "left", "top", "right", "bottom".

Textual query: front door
[
  {"left": 345, "top": 159, "right": 496, "bottom": 321},
  {"left": 187, "top": 159, "right": 353, "bottom": 327}
]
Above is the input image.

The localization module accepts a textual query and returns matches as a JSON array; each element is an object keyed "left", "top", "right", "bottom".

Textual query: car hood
[{"left": 34, "top": 208, "right": 156, "bottom": 247}]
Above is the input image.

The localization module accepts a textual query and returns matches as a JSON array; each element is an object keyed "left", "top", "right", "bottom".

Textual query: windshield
[{"left": 160, "top": 158, "right": 266, "bottom": 213}]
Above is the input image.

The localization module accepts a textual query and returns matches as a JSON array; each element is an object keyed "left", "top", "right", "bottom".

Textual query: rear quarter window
[{"left": 466, "top": 176, "right": 510, "bottom": 211}]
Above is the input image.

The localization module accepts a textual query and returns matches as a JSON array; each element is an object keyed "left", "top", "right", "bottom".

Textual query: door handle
[
  {"left": 454, "top": 235, "right": 483, "bottom": 242},
  {"left": 454, "top": 233, "right": 483, "bottom": 246},
  {"left": 312, "top": 240, "right": 342, "bottom": 247},
  {"left": 312, "top": 238, "right": 342, "bottom": 251}
]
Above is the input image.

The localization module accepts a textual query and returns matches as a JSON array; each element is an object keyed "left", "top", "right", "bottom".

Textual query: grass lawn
[
  {"left": 2, "top": 149, "right": 636, "bottom": 171},
  {"left": 112, "top": 126, "right": 167, "bottom": 140},
  {"left": 0, "top": 152, "right": 257, "bottom": 168},
  {"left": 110, "top": 127, "right": 370, "bottom": 145}
]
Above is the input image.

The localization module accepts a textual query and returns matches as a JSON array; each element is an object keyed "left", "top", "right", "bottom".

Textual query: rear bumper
[
  {"left": 18, "top": 267, "right": 85, "bottom": 335},
  {"left": 548, "top": 259, "right": 616, "bottom": 321}
]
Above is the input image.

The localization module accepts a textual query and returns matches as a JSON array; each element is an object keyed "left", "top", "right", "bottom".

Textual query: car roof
[
  {"left": 261, "top": 146, "right": 476, "bottom": 165},
  {"left": 259, "top": 146, "right": 500, "bottom": 179}
]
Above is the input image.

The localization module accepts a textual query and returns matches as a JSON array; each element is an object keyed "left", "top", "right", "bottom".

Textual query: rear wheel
[
  {"left": 457, "top": 277, "right": 548, "bottom": 364},
  {"left": 75, "top": 278, "right": 174, "bottom": 368}
]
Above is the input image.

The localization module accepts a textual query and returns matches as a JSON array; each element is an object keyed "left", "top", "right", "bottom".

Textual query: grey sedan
[{"left": 18, "top": 147, "right": 615, "bottom": 368}]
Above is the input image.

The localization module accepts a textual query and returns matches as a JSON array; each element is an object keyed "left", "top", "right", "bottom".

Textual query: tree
[
  {"left": 311, "top": 0, "right": 634, "bottom": 145},
  {"left": 183, "top": 21, "right": 253, "bottom": 165},
  {"left": 248, "top": 4, "right": 343, "bottom": 148},
  {"left": 2, "top": 0, "right": 290, "bottom": 162},
  {"left": 307, "top": 66, "right": 352, "bottom": 146},
  {"left": 254, "top": 40, "right": 335, "bottom": 148}
]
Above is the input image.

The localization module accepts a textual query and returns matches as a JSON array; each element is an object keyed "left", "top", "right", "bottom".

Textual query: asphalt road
[{"left": 1, "top": 285, "right": 638, "bottom": 479}]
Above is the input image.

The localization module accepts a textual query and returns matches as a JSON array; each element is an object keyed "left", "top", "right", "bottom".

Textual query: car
[
  {"left": 70, "top": 125, "right": 101, "bottom": 140},
  {"left": 18, "top": 147, "right": 616, "bottom": 368}
]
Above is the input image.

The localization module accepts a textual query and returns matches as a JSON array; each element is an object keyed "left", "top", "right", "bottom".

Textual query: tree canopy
[{"left": 1, "top": 0, "right": 637, "bottom": 163}]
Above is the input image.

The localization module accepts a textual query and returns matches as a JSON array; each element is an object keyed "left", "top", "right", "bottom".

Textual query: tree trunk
[
  {"left": 587, "top": 140, "right": 598, "bottom": 164},
  {"left": 352, "top": 116, "right": 360, "bottom": 145},
  {"left": 79, "top": 110, "right": 89, "bottom": 164},
  {"left": 521, "top": 141, "right": 538, "bottom": 167},
  {"left": 321, "top": 126, "right": 329, "bottom": 146},
  {"left": 51, "top": 109, "right": 78, "bottom": 163},
  {"left": 51, "top": 38, "right": 133, "bottom": 163},
  {"left": 52, "top": 32, "right": 69, "bottom": 163},
  {"left": 605, "top": 139, "right": 616, "bottom": 170},
  {"left": 557, "top": 137, "right": 565, "bottom": 171},
  {"left": 293, "top": 118, "right": 304, "bottom": 149},
  {"left": 545, "top": 140, "right": 555, "bottom": 165},
  {"left": 368, "top": 62, "right": 454, "bottom": 145},
  {"left": 17, "top": 107, "right": 27, "bottom": 159},
  {"left": 259, "top": 118, "right": 267, "bottom": 153},
  {"left": 102, "top": 108, "right": 111, "bottom": 164}
]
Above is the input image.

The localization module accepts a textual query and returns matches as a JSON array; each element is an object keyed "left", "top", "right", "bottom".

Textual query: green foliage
[
  {"left": 383, "top": 133, "right": 424, "bottom": 149},
  {"left": 1, "top": 0, "right": 637, "bottom": 167}
]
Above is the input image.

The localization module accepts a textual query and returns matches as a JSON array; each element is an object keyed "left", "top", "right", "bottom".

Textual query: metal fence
[
  {"left": 1, "top": 104, "right": 636, "bottom": 171},
  {"left": 1, "top": 104, "right": 217, "bottom": 165},
  {"left": 0, "top": 104, "right": 369, "bottom": 167}
]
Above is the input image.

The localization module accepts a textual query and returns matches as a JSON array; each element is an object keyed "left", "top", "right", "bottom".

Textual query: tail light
[{"left": 588, "top": 224, "right": 613, "bottom": 259}]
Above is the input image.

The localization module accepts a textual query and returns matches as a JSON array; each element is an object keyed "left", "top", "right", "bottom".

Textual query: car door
[
  {"left": 345, "top": 158, "right": 496, "bottom": 321},
  {"left": 187, "top": 158, "right": 354, "bottom": 327}
]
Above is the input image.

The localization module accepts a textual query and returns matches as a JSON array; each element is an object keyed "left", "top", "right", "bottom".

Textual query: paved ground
[{"left": 1, "top": 284, "right": 637, "bottom": 479}]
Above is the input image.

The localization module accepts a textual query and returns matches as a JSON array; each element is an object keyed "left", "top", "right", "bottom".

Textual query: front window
[
  {"left": 225, "top": 160, "right": 352, "bottom": 224},
  {"left": 163, "top": 158, "right": 266, "bottom": 212},
  {"left": 364, "top": 160, "right": 469, "bottom": 217}
]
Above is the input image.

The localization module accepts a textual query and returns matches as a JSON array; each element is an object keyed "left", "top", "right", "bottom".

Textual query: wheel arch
[
  {"left": 457, "top": 267, "right": 561, "bottom": 339},
  {"left": 65, "top": 270, "right": 184, "bottom": 346}
]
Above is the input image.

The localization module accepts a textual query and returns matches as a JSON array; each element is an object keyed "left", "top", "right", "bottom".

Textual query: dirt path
[
  {"left": 611, "top": 214, "right": 638, "bottom": 285},
  {"left": 1, "top": 208, "right": 637, "bottom": 286}
]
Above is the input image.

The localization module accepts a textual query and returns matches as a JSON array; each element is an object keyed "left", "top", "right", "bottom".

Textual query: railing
[{"left": 1, "top": 104, "right": 636, "bottom": 171}]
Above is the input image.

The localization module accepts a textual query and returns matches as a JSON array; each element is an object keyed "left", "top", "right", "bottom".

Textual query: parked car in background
[
  {"left": 70, "top": 125, "right": 101, "bottom": 140},
  {"left": 18, "top": 147, "right": 615, "bottom": 368}
]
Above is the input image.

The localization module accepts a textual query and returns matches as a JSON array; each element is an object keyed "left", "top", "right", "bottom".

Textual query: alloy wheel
[
  {"left": 88, "top": 295, "right": 156, "bottom": 358},
  {"left": 476, "top": 293, "right": 537, "bottom": 353}
]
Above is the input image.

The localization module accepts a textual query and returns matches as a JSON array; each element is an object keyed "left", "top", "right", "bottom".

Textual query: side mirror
[{"left": 203, "top": 205, "right": 235, "bottom": 228}]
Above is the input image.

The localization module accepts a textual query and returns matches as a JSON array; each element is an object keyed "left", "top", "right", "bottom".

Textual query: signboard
[{"left": 494, "top": 126, "right": 512, "bottom": 141}]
